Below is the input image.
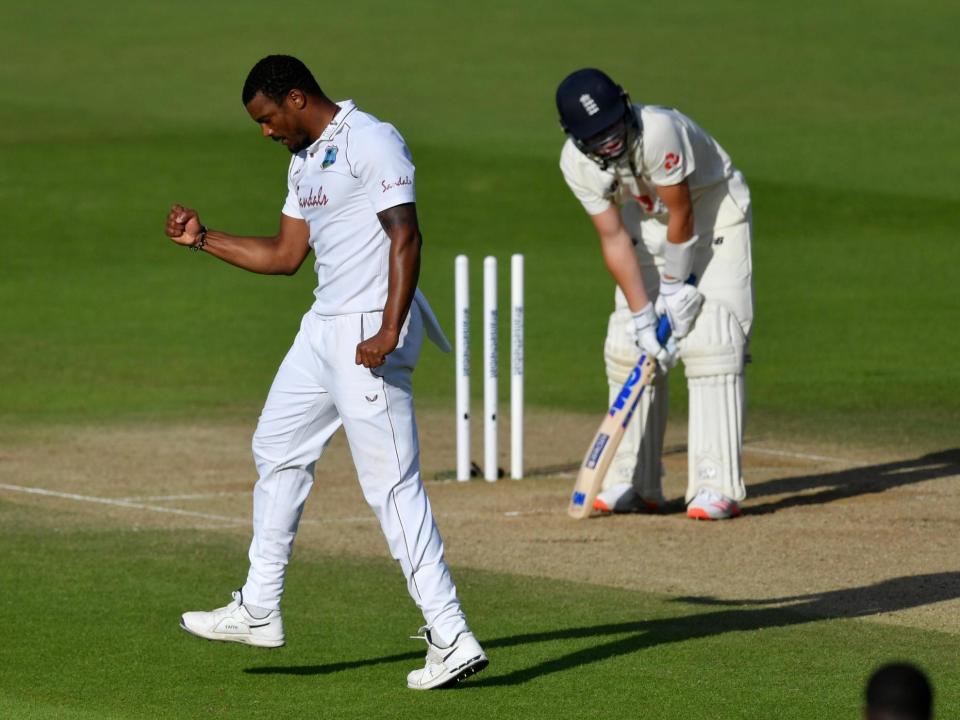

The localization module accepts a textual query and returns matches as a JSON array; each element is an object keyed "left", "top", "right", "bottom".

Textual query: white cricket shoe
[
  {"left": 407, "top": 627, "right": 488, "bottom": 690},
  {"left": 179, "top": 590, "right": 284, "bottom": 648},
  {"left": 686, "top": 488, "right": 741, "bottom": 520},
  {"left": 593, "top": 482, "right": 666, "bottom": 514}
]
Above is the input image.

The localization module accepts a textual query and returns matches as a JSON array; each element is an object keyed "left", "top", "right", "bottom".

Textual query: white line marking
[
  {"left": 116, "top": 492, "right": 248, "bottom": 502},
  {"left": 0, "top": 481, "right": 519, "bottom": 525},
  {"left": 742, "top": 445, "right": 859, "bottom": 464},
  {"left": 513, "top": 445, "right": 859, "bottom": 479},
  {"left": 0, "top": 483, "right": 378, "bottom": 526},
  {"left": 302, "top": 515, "right": 377, "bottom": 526},
  {"left": 0, "top": 483, "right": 247, "bottom": 524}
]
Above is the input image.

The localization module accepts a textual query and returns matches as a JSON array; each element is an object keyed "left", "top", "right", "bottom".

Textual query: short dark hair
[
  {"left": 242, "top": 55, "right": 324, "bottom": 106},
  {"left": 866, "top": 663, "right": 932, "bottom": 720}
]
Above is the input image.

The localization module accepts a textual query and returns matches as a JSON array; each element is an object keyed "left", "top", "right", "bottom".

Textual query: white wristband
[
  {"left": 658, "top": 276, "right": 684, "bottom": 296},
  {"left": 632, "top": 301, "right": 657, "bottom": 332},
  {"left": 662, "top": 234, "right": 698, "bottom": 282}
]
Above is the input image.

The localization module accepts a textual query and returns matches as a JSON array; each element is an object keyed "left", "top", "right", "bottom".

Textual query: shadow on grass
[
  {"left": 244, "top": 571, "right": 960, "bottom": 686},
  {"left": 744, "top": 448, "right": 960, "bottom": 516}
]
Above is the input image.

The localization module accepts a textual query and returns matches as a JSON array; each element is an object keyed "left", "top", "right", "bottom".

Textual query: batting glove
[
  {"left": 655, "top": 278, "right": 703, "bottom": 339},
  {"left": 632, "top": 303, "right": 670, "bottom": 368}
]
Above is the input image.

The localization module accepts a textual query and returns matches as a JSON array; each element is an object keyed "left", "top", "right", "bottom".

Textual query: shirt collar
[{"left": 306, "top": 100, "right": 356, "bottom": 155}]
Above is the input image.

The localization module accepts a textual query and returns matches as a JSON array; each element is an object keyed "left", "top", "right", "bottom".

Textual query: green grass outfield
[
  {"left": 1, "top": 0, "right": 958, "bottom": 446},
  {"left": 2, "top": 505, "right": 958, "bottom": 720}
]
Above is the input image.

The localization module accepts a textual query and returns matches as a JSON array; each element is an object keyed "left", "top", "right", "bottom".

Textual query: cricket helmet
[{"left": 556, "top": 68, "right": 641, "bottom": 167}]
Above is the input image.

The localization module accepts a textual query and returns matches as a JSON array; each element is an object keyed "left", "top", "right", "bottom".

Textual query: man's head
[
  {"left": 865, "top": 663, "right": 933, "bottom": 720},
  {"left": 555, "top": 68, "right": 641, "bottom": 168},
  {"left": 242, "top": 55, "right": 328, "bottom": 154}
]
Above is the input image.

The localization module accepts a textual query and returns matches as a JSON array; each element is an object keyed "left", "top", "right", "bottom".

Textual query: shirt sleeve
[
  {"left": 281, "top": 156, "right": 305, "bottom": 219},
  {"left": 350, "top": 123, "right": 417, "bottom": 214},
  {"left": 559, "top": 140, "right": 612, "bottom": 216},
  {"left": 643, "top": 112, "right": 695, "bottom": 187}
]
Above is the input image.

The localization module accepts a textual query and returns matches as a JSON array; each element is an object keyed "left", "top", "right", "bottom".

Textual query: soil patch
[{"left": 1, "top": 408, "right": 957, "bottom": 634}]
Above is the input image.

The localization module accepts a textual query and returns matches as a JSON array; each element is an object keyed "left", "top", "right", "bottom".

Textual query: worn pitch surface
[{"left": 2, "top": 408, "right": 956, "bottom": 635}]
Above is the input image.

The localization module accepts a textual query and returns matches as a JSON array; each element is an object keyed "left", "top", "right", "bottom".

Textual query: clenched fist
[
  {"left": 356, "top": 327, "right": 400, "bottom": 369},
  {"left": 165, "top": 204, "right": 204, "bottom": 247}
]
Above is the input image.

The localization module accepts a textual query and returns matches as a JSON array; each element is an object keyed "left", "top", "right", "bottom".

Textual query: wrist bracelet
[{"left": 190, "top": 225, "right": 208, "bottom": 252}]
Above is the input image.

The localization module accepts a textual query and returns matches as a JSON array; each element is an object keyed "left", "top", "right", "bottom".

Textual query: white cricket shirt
[
  {"left": 282, "top": 100, "right": 417, "bottom": 315},
  {"left": 559, "top": 104, "right": 750, "bottom": 234}
]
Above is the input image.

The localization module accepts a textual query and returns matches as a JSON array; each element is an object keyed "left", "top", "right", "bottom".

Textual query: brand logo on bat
[
  {"left": 610, "top": 364, "right": 643, "bottom": 415},
  {"left": 585, "top": 433, "right": 610, "bottom": 469},
  {"left": 571, "top": 491, "right": 587, "bottom": 507}
]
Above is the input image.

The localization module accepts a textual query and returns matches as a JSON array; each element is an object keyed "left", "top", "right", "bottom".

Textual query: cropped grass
[
  {"left": 1, "top": 0, "right": 958, "bottom": 449},
  {"left": 1, "top": 502, "right": 957, "bottom": 720}
]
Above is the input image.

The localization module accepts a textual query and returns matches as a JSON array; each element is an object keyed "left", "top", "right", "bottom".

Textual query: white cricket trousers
[{"left": 240, "top": 303, "right": 468, "bottom": 644}]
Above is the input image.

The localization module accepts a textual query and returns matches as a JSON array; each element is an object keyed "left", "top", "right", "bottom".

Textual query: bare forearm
[
  {"left": 382, "top": 231, "right": 421, "bottom": 332},
  {"left": 354, "top": 203, "right": 423, "bottom": 369},
  {"left": 588, "top": 205, "right": 649, "bottom": 312},
  {"left": 600, "top": 230, "right": 649, "bottom": 312},
  {"left": 165, "top": 205, "right": 310, "bottom": 275},
  {"left": 657, "top": 180, "right": 695, "bottom": 283},
  {"left": 655, "top": 182, "right": 696, "bottom": 282},
  {"left": 200, "top": 230, "right": 298, "bottom": 275},
  {"left": 665, "top": 208, "right": 694, "bottom": 246},
  {"left": 377, "top": 203, "right": 423, "bottom": 332}
]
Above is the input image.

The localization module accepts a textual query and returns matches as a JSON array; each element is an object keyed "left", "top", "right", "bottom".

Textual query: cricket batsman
[{"left": 556, "top": 68, "right": 755, "bottom": 520}]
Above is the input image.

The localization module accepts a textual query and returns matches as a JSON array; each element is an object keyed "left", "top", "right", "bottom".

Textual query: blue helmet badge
[{"left": 321, "top": 145, "right": 338, "bottom": 168}]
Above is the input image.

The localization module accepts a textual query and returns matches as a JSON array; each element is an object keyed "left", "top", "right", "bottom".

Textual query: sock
[
  {"left": 244, "top": 604, "right": 273, "bottom": 619},
  {"left": 428, "top": 629, "right": 451, "bottom": 649}
]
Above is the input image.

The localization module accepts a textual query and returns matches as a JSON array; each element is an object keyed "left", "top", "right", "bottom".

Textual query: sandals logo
[
  {"left": 299, "top": 186, "right": 328, "bottom": 208},
  {"left": 381, "top": 175, "right": 413, "bottom": 193}
]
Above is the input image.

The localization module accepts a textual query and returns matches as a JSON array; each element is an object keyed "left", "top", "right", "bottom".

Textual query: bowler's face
[{"left": 246, "top": 92, "right": 311, "bottom": 154}]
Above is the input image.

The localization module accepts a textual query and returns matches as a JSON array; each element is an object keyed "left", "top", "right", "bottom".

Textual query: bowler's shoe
[
  {"left": 407, "top": 627, "right": 488, "bottom": 690},
  {"left": 180, "top": 590, "right": 284, "bottom": 648}
]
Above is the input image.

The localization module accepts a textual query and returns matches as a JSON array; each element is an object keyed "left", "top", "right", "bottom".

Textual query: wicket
[{"left": 454, "top": 254, "right": 524, "bottom": 481}]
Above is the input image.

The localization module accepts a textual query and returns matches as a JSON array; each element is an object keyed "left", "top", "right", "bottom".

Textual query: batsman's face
[
  {"left": 246, "top": 91, "right": 311, "bottom": 154},
  {"left": 583, "top": 119, "right": 629, "bottom": 161}
]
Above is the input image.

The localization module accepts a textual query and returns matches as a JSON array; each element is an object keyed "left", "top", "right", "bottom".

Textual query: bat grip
[{"left": 655, "top": 314, "right": 671, "bottom": 345}]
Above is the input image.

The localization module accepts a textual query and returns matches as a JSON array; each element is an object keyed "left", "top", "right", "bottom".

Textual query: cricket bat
[{"left": 567, "top": 315, "right": 671, "bottom": 519}]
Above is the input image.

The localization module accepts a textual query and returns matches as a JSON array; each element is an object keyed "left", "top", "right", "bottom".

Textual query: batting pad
[
  {"left": 604, "top": 308, "right": 668, "bottom": 498},
  {"left": 604, "top": 308, "right": 640, "bottom": 385},
  {"left": 680, "top": 301, "right": 747, "bottom": 503}
]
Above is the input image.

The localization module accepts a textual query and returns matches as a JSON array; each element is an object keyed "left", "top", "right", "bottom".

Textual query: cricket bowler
[
  {"left": 556, "top": 68, "right": 755, "bottom": 520},
  {"left": 164, "top": 55, "right": 487, "bottom": 689}
]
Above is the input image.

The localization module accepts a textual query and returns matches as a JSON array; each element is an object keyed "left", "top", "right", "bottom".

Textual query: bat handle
[{"left": 656, "top": 314, "right": 671, "bottom": 345}]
